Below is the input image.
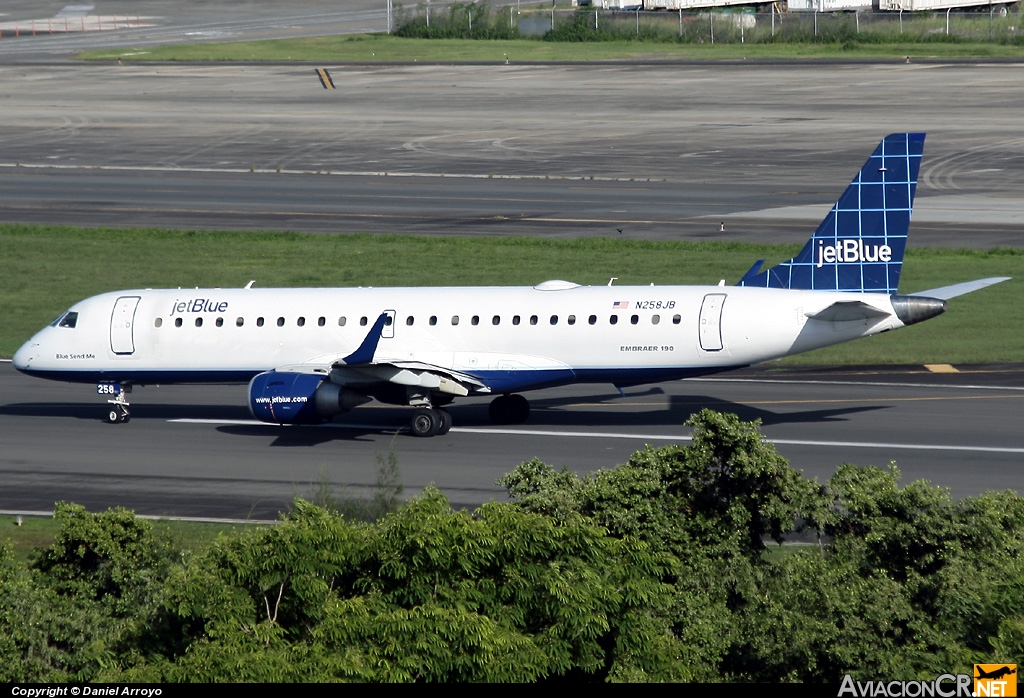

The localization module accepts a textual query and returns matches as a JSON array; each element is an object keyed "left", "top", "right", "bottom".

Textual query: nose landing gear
[{"left": 101, "top": 383, "right": 132, "bottom": 424}]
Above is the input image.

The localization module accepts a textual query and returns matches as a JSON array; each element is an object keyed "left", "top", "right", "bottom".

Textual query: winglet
[{"left": 340, "top": 313, "right": 388, "bottom": 365}]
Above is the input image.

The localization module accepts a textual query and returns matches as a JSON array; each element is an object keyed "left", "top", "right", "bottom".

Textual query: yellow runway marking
[
  {"left": 925, "top": 363, "right": 959, "bottom": 373},
  {"left": 315, "top": 68, "right": 335, "bottom": 90}
]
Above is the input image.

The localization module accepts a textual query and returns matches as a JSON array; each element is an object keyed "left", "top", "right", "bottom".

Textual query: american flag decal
[{"left": 613, "top": 301, "right": 629, "bottom": 309}]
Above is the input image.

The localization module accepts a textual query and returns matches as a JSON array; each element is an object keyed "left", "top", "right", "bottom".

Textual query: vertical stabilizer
[{"left": 738, "top": 133, "right": 925, "bottom": 294}]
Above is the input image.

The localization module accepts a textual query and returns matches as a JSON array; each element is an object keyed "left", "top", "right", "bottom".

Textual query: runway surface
[
  {"left": 2, "top": 62, "right": 1024, "bottom": 246},
  {"left": 2, "top": 362, "right": 1022, "bottom": 519}
]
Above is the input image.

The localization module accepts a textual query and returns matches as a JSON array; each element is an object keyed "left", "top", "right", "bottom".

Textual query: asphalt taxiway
[{"left": 2, "top": 362, "right": 1021, "bottom": 519}]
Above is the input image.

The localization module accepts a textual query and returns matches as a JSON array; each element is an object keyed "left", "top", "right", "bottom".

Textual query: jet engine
[{"left": 248, "top": 371, "right": 369, "bottom": 424}]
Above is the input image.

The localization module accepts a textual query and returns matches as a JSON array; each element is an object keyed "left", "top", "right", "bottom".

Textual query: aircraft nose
[{"left": 12, "top": 341, "right": 39, "bottom": 372}]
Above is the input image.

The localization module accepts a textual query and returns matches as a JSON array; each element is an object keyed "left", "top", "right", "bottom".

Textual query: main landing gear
[
  {"left": 104, "top": 384, "right": 132, "bottom": 424},
  {"left": 409, "top": 407, "right": 452, "bottom": 437},
  {"left": 488, "top": 394, "right": 530, "bottom": 425},
  {"left": 406, "top": 394, "right": 530, "bottom": 437}
]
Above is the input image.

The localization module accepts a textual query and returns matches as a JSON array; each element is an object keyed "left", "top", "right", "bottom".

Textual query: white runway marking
[
  {"left": 169, "top": 419, "right": 1024, "bottom": 454},
  {"left": 689, "top": 377, "right": 1024, "bottom": 392},
  {"left": 0, "top": 161, "right": 652, "bottom": 184}
]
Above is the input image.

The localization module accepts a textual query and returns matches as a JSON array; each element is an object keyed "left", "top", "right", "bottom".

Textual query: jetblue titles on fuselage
[{"left": 171, "top": 298, "right": 229, "bottom": 315}]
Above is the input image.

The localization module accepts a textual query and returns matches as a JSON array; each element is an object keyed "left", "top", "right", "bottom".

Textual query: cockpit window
[{"left": 52, "top": 311, "right": 79, "bottom": 329}]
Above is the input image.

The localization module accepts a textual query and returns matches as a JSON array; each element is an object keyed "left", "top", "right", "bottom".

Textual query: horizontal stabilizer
[
  {"left": 909, "top": 277, "right": 1011, "bottom": 300},
  {"left": 806, "top": 300, "right": 891, "bottom": 323}
]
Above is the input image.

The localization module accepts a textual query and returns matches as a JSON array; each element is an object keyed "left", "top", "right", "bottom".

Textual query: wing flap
[{"left": 329, "top": 362, "right": 481, "bottom": 396}]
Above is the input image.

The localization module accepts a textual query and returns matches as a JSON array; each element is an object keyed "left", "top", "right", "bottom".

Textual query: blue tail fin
[{"left": 737, "top": 133, "right": 925, "bottom": 294}]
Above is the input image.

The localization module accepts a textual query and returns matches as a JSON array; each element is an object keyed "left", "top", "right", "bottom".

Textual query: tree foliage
[{"left": 2, "top": 410, "right": 1022, "bottom": 681}]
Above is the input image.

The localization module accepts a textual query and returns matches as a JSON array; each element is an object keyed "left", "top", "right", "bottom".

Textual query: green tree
[
  {"left": 0, "top": 504, "right": 173, "bottom": 681},
  {"left": 134, "top": 492, "right": 683, "bottom": 681}
]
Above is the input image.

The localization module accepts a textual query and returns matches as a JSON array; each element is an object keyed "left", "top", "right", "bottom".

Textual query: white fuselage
[{"left": 13, "top": 282, "right": 903, "bottom": 393}]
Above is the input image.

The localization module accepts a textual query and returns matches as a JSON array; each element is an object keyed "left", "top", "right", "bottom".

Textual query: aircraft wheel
[
  {"left": 505, "top": 394, "right": 530, "bottom": 424},
  {"left": 106, "top": 409, "right": 130, "bottom": 424},
  {"left": 410, "top": 408, "right": 441, "bottom": 437},
  {"left": 488, "top": 395, "right": 530, "bottom": 425},
  {"left": 437, "top": 409, "right": 452, "bottom": 436}
]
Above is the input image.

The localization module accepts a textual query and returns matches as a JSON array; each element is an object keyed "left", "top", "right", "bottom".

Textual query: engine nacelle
[{"left": 248, "top": 371, "right": 369, "bottom": 424}]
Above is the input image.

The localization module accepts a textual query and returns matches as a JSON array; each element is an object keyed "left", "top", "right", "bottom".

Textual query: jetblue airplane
[{"left": 12, "top": 134, "right": 1009, "bottom": 436}]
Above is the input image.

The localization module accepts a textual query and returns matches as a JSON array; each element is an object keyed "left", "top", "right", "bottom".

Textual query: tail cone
[{"left": 890, "top": 295, "right": 947, "bottom": 326}]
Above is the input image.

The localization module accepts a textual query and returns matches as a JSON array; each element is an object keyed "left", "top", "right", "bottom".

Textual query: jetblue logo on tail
[
  {"left": 817, "top": 240, "right": 893, "bottom": 268},
  {"left": 738, "top": 133, "right": 925, "bottom": 295}
]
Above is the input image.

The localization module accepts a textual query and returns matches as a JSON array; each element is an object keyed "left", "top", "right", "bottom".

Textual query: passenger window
[
  {"left": 530, "top": 315, "right": 538, "bottom": 326},
  {"left": 384, "top": 316, "right": 393, "bottom": 326},
  {"left": 451, "top": 315, "right": 459, "bottom": 326},
  {"left": 154, "top": 318, "right": 163, "bottom": 328},
  {"left": 567, "top": 315, "right": 576, "bottom": 325},
  {"left": 429, "top": 316, "right": 437, "bottom": 326},
  {"left": 492, "top": 315, "right": 500, "bottom": 326},
  {"left": 360, "top": 317, "right": 368, "bottom": 326},
  {"left": 175, "top": 318, "right": 183, "bottom": 328},
  {"left": 257, "top": 317, "right": 265, "bottom": 327},
  {"left": 406, "top": 316, "right": 414, "bottom": 326},
  {"left": 588, "top": 315, "right": 597, "bottom": 325},
  {"left": 318, "top": 317, "right": 326, "bottom": 327},
  {"left": 297, "top": 317, "right": 305, "bottom": 327},
  {"left": 338, "top": 317, "right": 347, "bottom": 327},
  {"left": 58, "top": 312, "right": 79, "bottom": 329},
  {"left": 472, "top": 316, "right": 480, "bottom": 326},
  {"left": 631, "top": 315, "right": 639, "bottom": 325},
  {"left": 195, "top": 318, "right": 203, "bottom": 328},
  {"left": 216, "top": 317, "right": 224, "bottom": 327},
  {"left": 277, "top": 317, "right": 285, "bottom": 327},
  {"left": 512, "top": 315, "right": 520, "bottom": 326},
  {"left": 550, "top": 315, "right": 558, "bottom": 325},
  {"left": 610, "top": 315, "right": 618, "bottom": 325},
  {"left": 652, "top": 314, "right": 660, "bottom": 325},
  {"left": 672, "top": 314, "right": 681, "bottom": 325},
  {"left": 236, "top": 317, "right": 244, "bottom": 327}
]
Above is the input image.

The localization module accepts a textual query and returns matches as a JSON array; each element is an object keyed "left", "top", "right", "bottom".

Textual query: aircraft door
[
  {"left": 698, "top": 293, "right": 726, "bottom": 352},
  {"left": 110, "top": 296, "right": 141, "bottom": 355},
  {"left": 382, "top": 309, "right": 396, "bottom": 339}
]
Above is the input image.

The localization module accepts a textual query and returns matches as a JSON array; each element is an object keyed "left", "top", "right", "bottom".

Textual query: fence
[{"left": 395, "top": 4, "right": 1024, "bottom": 44}]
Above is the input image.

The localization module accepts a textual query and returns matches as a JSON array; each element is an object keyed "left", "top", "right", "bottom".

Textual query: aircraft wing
[
  {"left": 328, "top": 362, "right": 486, "bottom": 396},
  {"left": 909, "top": 276, "right": 1011, "bottom": 300},
  {"left": 324, "top": 312, "right": 488, "bottom": 396}
]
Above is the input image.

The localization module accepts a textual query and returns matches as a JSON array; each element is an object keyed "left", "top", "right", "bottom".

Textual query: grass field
[
  {"left": 2, "top": 224, "right": 1019, "bottom": 364},
  {"left": 0, "top": 513, "right": 264, "bottom": 564},
  {"left": 79, "top": 33, "right": 1024, "bottom": 63}
]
